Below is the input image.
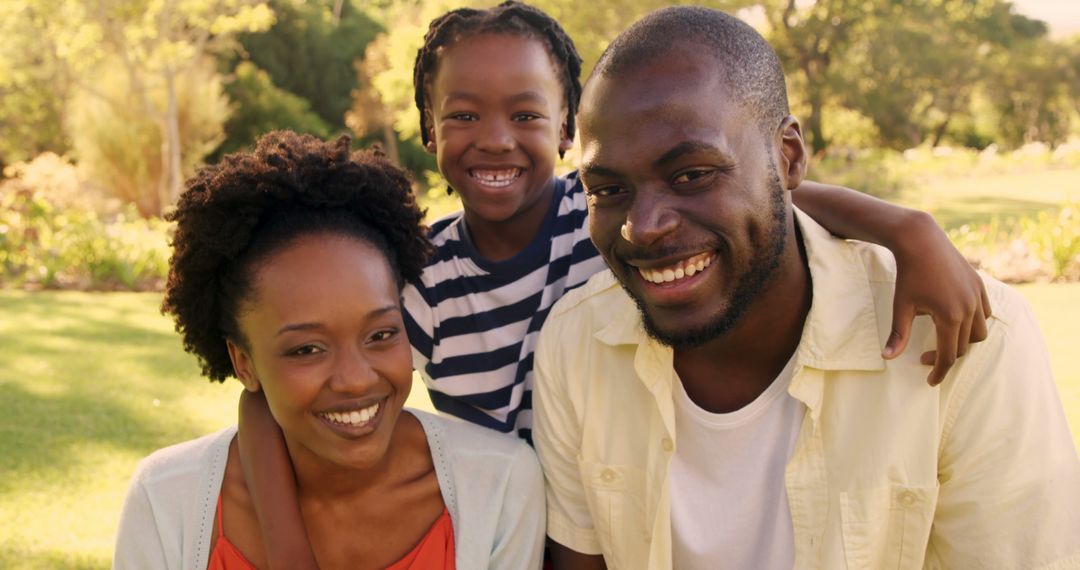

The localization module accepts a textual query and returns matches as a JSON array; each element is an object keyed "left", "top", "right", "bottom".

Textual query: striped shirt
[{"left": 402, "top": 173, "right": 607, "bottom": 441}]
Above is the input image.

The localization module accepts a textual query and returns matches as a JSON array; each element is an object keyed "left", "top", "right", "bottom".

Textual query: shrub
[
  {"left": 949, "top": 199, "right": 1080, "bottom": 283},
  {"left": 0, "top": 155, "right": 171, "bottom": 291}
]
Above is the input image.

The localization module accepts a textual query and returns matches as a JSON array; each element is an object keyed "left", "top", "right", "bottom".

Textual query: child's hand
[{"left": 884, "top": 211, "right": 992, "bottom": 386}]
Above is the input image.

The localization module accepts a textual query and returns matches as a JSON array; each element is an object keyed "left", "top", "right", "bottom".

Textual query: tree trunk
[
  {"left": 806, "top": 88, "right": 828, "bottom": 156},
  {"left": 381, "top": 123, "right": 400, "bottom": 165},
  {"left": 162, "top": 69, "right": 183, "bottom": 212}
]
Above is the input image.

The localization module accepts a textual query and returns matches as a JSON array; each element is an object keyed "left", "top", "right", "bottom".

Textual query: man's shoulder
[{"left": 547, "top": 269, "right": 625, "bottom": 323}]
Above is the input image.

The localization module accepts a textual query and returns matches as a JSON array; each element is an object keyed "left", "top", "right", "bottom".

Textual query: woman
[{"left": 113, "top": 132, "right": 545, "bottom": 569}]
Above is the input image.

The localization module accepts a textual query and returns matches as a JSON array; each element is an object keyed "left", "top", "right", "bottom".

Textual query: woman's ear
[{"left": 227, "top": 339, "right": 261, "bottom": 393}]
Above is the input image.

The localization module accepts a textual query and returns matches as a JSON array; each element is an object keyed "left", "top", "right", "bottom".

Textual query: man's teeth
[
  {"left": 321, "top": 402, "right": 380, "bottom": 426},
  {"left": 637, "top": 253, "right": 713, "bottom": 284},
  {"left": 471, "top": 168, "right": 520, "bottom": 188}
]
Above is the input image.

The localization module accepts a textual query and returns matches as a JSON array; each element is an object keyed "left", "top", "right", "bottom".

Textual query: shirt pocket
[
  {"left": 579, "top": 461, "right": 651, "bottom": 570},
  {"left": 840, "top": 483, "right": 939, "bottom": 569}
]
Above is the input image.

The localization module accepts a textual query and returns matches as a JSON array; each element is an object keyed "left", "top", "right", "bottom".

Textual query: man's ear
[
  {"left": 227, "top": 339, "right": 261, "bottom": 393},
  {"left": 776, "top": 115, "right": 807, "bottom": 190}
]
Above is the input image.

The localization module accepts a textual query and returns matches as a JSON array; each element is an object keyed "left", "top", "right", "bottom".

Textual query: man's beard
[{"left": 623, "top": 170, "right": 789, "bottom": 350}]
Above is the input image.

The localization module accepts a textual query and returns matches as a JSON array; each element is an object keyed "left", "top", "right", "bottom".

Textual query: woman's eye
[
  {"left": 288, "top": 344, "right": 325, "bottom": 357},
  {"left": 368, "top": 329, "right": 398, "bottom": 343}
]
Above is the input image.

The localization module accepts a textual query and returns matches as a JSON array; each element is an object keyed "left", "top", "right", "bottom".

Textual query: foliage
[
  {"left": 213, "top": 62, "right": 332, "bottom": 159},
  {"left": 69, "top": 60, "right": 230, "bottom": 218},
  {"left": 19, "top": 0, "right": 274, "bottom": 213},
  {"left": 0, "top": 2, "right": 70, "bottom": 168},
  {"left": 806, "top": 149, "right": 907, "bottom": 200},
  {"left": 0, "top": 155, "right": 171, "bottom": 291},
  {"left": 949, "top": 200, "right": 1080, "bottom": 283},
  {"left": 234, "top": 0, "right": 382, "bottom": 129}
]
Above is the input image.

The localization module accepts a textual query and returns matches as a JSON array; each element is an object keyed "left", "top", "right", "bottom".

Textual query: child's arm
[
  {"left": 237, "top": 390, "right": 319, "bottom": 569},
  {"left": 791, "top": 181, "right": 992, "bottom": 386}
]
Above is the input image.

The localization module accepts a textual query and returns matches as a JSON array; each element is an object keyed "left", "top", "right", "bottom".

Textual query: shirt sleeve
[
  {"left": 402, "top": 281, "right": 436, "bottom": 380},
  {"left": 927, "top": 289, "right": 1080, "bottom": 568},
  {"left": 112, "top": 470, "right": 170, "bottom": 570},
  {"left": 489, "top": 444, "right": 547, "bottom": 570},
  {"left": 532, "top": 321, "right": 604, "bottom": 556}
]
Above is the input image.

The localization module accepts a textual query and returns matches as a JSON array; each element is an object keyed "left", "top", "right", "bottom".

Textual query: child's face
[{"left": 426, "top": 33, "right": 570, "bottom": 225}]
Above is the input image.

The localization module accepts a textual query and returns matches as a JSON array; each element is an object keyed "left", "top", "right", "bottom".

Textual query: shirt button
[
  {"left": 899, "top": 491, "right": 918, "bottom": 507},
  {"left": 600, "top": 468, "right": 617, "bottom": 483},
  {"left": 661, "top": 438, "right": 674, "bottom": 452}
]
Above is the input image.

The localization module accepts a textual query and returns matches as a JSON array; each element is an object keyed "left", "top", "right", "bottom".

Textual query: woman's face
[{"left": 227, "top": 233, "right": 413, "bottom": 472}]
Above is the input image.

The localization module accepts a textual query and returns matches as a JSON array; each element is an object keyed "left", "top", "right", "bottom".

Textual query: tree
[{"left": 28, "top": 0, "right": 274, "bottom": 215}]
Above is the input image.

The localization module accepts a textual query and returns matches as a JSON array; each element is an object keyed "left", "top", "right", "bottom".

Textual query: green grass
[
  {"left": 1, "top": 285, "right": 1077, "bottom": 567},
  {"left": 898, "top": 167, "right": 1080, "bottom": 230}
]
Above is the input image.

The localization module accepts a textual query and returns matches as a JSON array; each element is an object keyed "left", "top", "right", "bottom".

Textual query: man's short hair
[{"left": 591, "top": 6, "right": 790, "bottom": 136}]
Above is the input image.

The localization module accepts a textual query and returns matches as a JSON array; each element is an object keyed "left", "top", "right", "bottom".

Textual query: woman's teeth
[
  {"left": 471, "top": 168, "right": 521, "bottom": 188},
  {"left": 321, "top": 402, "right": 380, "bottom": 426},
  {"left": 637, "top": 253, "right": 713, "bottom": 284}
]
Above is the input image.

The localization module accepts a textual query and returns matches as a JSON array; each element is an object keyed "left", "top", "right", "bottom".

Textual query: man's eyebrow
[
  {"left": 276, "top": 305, "right": 400, "bottom": 336},
  {"left": 579, "top": 162, "right": 620, "bottom": 179},
  {"left": 655, "top": 141, "right": 724, "bottom": 167}
]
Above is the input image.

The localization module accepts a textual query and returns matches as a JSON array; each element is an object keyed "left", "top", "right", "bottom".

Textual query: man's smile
[{"left": 631, "top": 251, "right": 715, "bottom": 284}]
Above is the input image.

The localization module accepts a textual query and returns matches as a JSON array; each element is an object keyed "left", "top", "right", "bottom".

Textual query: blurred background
[{"left": 1, "top": 0, "right": 1078, "bottom": 567}]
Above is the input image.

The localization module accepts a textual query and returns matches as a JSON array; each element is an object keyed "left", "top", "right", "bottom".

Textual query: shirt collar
[{"left": 594, "top": 207, "right": 886, "bottom": 374}]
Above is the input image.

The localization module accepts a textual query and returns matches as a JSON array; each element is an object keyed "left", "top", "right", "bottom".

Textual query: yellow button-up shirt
[{"left": 534, "top": 209, "right": 1080, "bottom": 569}]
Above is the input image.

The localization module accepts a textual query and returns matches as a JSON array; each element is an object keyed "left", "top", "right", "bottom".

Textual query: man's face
[{"left": 578, "top": 50, "right": 801, "bottom": 349}]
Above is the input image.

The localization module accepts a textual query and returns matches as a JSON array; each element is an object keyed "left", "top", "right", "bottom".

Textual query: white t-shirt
[{"left": 670, "top": 358, "right": 804, "bottom": 570}]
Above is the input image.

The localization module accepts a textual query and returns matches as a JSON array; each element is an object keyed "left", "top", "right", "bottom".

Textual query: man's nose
[{"left": 622, "top": 187, "right": 679, "bottom": 246}]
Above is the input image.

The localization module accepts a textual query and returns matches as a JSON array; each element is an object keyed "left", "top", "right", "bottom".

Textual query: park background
[{"left": 1, "top": 0, "right": 1079, "bottom": 567}]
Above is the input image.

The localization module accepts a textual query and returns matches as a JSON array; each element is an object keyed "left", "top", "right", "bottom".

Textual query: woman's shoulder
[
  {"left": 409, "top": 410, "right": 539, "bottom": 471},
  {"left": 130, "top": 426, "right": 236, "bottom": 489}
]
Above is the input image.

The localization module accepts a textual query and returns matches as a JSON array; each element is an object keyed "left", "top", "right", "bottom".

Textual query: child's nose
[{"left": 476, "top": 118, "right": 515, "bottom": 153}]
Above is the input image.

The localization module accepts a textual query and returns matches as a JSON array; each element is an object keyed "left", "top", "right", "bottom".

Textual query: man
[{"left": 533, "top": 6, "right": 1080, "bottom": 569}]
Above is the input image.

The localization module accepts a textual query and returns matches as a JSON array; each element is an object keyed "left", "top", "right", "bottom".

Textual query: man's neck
[{"left": 673, "top": 219, "right": 811, "bottom": 414}]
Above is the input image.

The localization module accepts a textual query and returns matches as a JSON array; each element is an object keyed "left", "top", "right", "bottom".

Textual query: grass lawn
[
  {"left": 898, "top": 166, "right": 1080, "bottom": 230},
  {"left": 2, "top": 281, "right": 1078, "bottom": 568}
]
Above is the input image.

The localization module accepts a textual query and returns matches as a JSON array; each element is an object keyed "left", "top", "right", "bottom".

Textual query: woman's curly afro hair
[{"left": 162, "top": 131, "right": 432, "bottom": 382}]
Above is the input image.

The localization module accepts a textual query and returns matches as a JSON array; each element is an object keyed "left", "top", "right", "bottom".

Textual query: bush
[
  {"left": 0, "top": 155, "right": 171, "bottom": 291},
  {"left": 806, "top": 149, "right": 908, "bottom": 199},
  {"left": 949, "top": 199, "right": 1080, "bottom": 283}
]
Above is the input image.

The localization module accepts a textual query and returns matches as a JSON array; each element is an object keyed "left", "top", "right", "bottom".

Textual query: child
[{"left": 239, "top": 2, "right": 990, "bottom": 565}]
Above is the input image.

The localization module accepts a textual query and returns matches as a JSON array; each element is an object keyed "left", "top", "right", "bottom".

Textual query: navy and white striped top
[{"left": 402, "top": 173, "right": 607, "bottom": 442}]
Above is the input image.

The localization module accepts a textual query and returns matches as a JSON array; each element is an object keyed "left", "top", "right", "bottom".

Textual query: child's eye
[
  {"left": 447, "top": 112, "right": 477, "bottom": 122},
  {"left": 512, "top": 112, "right": 543, "bottom": 122}
]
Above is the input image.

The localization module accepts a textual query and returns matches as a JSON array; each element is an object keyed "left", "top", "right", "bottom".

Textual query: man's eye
[
  {"left": 672, "top": 168, "right": 715, "bottom": 184},
  {"left": 585, "top": 186, "right": 624, "bottom": 199}
]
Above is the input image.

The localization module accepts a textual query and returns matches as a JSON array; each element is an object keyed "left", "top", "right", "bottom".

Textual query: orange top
[{"left": 208, "top": 493, "right": 455, "bottom": 570}]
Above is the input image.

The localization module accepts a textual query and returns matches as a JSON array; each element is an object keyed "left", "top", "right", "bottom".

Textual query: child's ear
[
  {"left": 558, "top": 115, "right": 573, "bottom": 153},
  {"left": 776, "top": 115, "right": 807, "bottom": 190},
  {"left": 227, "top": 339, "right": 261, "bottom": 393},
  {"left": 424, "top": 112, "right": 437, "bottom": 153}
]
